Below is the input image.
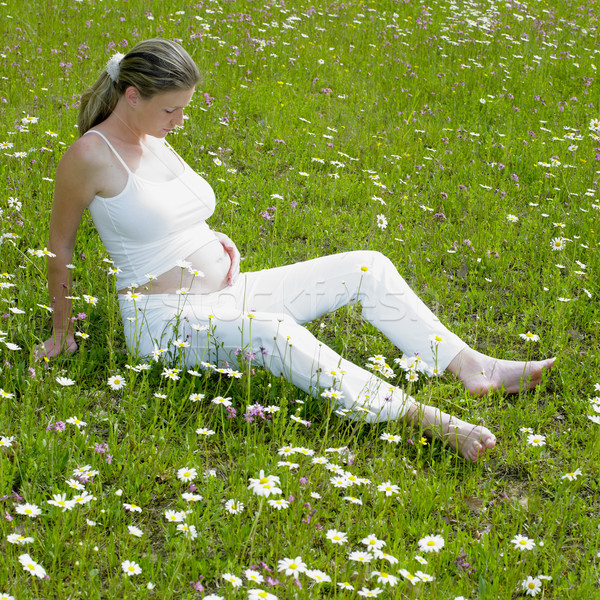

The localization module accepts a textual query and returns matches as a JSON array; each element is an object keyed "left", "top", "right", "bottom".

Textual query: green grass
[{"left": 1, "top": 0, "right": 600, "bottom": 598}]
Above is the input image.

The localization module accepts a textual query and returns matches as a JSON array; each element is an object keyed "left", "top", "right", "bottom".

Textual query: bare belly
[{"left": 118, "top": 238, "right": 231, "bottom": 295}]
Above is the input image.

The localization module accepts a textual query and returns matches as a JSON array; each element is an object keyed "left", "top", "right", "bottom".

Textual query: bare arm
[{"left": 37, "top": 137, "right": 101, "bottom": 358}]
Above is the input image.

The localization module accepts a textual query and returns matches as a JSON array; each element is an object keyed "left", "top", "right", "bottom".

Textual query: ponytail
[{"left": 77, "top": 71, "right": 121, "bottom": 135}]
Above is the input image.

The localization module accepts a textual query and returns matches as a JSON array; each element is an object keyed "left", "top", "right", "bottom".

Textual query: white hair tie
[{"left": 106, "top": 52, "right": 125, "bottom": 83}]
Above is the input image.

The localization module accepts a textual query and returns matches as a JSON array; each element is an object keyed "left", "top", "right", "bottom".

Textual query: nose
[{"left": 172, "top": 109, "right": 185, "bottom": 127}]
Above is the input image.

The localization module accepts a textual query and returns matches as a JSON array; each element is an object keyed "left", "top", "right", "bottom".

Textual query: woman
[{"left": 39, "top": 39, "right": 554, "bottom": 462}]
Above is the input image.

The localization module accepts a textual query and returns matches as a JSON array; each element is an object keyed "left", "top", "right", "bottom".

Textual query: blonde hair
[{"left": 77, "top": 38, "right": 201, "bottom": 135}]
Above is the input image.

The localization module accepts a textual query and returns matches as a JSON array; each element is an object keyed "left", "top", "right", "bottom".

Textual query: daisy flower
[
  {"left": 338, "top": 582, "right": 355, "bottom": 590},
  {"left": 245, "top": 568, "right": 264, "bottom": 584},
  {"left": 521, "top": 576, "right": 542, "bottom": 596},
  {"left": 177, "top": 523, "right": 198, "bottom": 539},
  {"left": 107, "top": 375, "right": 126, "bottom": 390},
  {"left": 248, "top": 471, "right": 282, "bottom": 497},
  {"left": 182, "top": 492, "right": 203, "bottom": 502},
  {"left": 371, "top": 571, "right": 398, "bottom": 586},
  {"left": 305, "top": 569, "right": 331, "bottom": 583},
  {"left": 527, "top": 434, "right": 546, "bottom": 447},
  {"left": 66, "top": 417, "right": 87, "bottom": 429},
  {"left": 224, "top": 499, "right": 244, "bottom": 514},
  {"left": 196, "top": 427, "right": 216, "bottom": 436},
  {"left": 361, "top": 534, "right": 385, "bottom": 550},
  {"left": 277, "top": 556, "right": 307, "bottom": 578},
  {"left": 399, "top": 569, "right": 421, "bottom": 585},
  {"left": 47, "top": 493, "right": 76, "bottom": 512},
  {"left": 177, "top": 467, "right": 198, "bottom": 482},
  {"left": 348, "top": 551, "right": 373, "bottom": 563},
  {"left": 247, "top": 590, "right": 278, "bottom": 600},
  {"left": 7, "top": 533, "right": 34, "bottom": 545},
  {"left": 222, "top": 573, "right": 243, "bottom": 587},
  {"left": 372, "top": 549, "right": 399, "bottom": 564},
  {"left": 418, "top": 534, "right": 445, "bottom": 553},
  {"left": 519, "top": 332, "right": 540, "bottom": 342},
  {"left": 18, "top": 554, "right": 46, "bottom": 578},
  {"left": 561, "top": 468, "right": 582, "bottom": 481},
  {"left": 357, "top": 586, "right": 384, "bottom": 596},
  {"left": 343, "top": 495, "right": 363, "bottom": 505},
  {"left": 0, "top": 436, "right": 15, "bottom": 448},
  {"left": 376, "top": 214, "right": 388, "bottom": 230},
  {"left": 326, "top": 529, "right": 348, "bottom": 544},
  {"left": 164, "top": 509, "right": 186, "bottom": 523},
  {"left": 211, "top": 396, "right": 232, "bottom": 407},
  {"left": 122, "top": 560, "right": 142, "bottom": 576},
  {"left": 510, "top": 534, "right": 536, "bottom": 551},
  {"left": 377, "top": 481, "right": 400, "bottom": 496},
  {"left": 15, "top": 503, "right": 42, "bottom": 518}
]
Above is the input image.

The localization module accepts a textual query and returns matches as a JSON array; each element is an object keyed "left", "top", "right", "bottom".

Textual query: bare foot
[
  {"left": 442, "top": 416, "right": 496, "bottom": 462},
  {"left": 405, "top": 402, "right": 496, "bottom": 462},
  {"left": 447, "top": 348, "right": 555, "bottom": 396}
]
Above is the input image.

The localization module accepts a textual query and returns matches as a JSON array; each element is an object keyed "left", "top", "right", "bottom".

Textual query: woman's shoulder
[
  {"left": 54, "top": 129, "right": 119, "bottom": 207},
  {"left": 61, "top": 129, "right": 111, "bottom": 169},
  {"left": 56, "top": 129, "right": 121, "bottom": 193}
]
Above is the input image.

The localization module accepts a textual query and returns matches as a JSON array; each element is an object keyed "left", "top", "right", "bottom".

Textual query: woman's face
[{"left": 135, "top": 87, "right": 195, "bottom": 137}]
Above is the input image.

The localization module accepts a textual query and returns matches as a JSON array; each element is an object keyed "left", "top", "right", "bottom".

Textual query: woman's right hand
[{"left": 34, "top": 334, "right": 78, "bottom": 360}]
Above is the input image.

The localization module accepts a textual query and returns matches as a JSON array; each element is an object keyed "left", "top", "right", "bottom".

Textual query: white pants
[{"left": 119, "top": 251, "right": 467, "bottom": 422}]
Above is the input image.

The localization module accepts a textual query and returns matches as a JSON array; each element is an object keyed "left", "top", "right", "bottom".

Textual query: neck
[{"left": 105, "top": 99, "right": 147, "bottom": 145}]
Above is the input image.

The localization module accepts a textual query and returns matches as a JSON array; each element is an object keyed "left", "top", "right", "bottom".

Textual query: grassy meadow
[{"left": 1, "top": 0, "right": 600, "bottom": 597}]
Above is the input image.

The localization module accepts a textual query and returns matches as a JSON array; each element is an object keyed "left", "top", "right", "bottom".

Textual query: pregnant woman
[{"left": 39, "top": 38, "right": 554, "bottom": 462}]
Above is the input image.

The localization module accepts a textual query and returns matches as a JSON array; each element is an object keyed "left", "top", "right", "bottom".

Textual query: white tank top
[{"left": 85, "top": 130, "right": 217, "bottom": 290}]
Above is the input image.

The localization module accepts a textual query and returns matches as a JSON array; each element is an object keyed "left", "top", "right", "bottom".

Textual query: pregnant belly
[{"left": 118, "top": 238, "right": 231, "bottom": 295}]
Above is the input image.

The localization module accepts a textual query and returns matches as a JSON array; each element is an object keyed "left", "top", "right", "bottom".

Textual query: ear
[{"left": 124, "top": 86, "right": 142, "bottom": 108}]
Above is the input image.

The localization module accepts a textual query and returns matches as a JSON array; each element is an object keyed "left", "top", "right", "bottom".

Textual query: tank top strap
[
  {"left": 163, "top": 137, "right": 187, "bottom": 170},
  {"left": 84, "top": 130, "right": 132, "bottom": 174}
]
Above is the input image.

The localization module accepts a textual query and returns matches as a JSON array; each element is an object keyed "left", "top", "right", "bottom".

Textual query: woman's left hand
[{"left": 214, "top": 231, "right": 241, "bottom": 286}]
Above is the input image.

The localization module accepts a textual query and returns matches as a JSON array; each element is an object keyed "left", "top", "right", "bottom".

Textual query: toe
[{"left": 469, "top": 441, "right": 482, "bottom": 462}]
